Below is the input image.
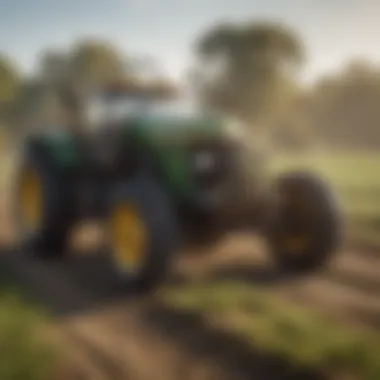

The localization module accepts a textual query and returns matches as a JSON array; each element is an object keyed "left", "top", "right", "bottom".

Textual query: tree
[
  {"left": 192, "top": 21, "right": 305, "bottom": 130},
  {"left": 37, "top": 49, "right": 70, "bottom": 85},
  {"left": 306, "top": 58, "right": 380, "bottom": 148},
  {"left": 26, "top": 39, "right": 135, "bottom": 129},
  {"left": 68, "top": 38, "right": 130, "bottom": 94}
]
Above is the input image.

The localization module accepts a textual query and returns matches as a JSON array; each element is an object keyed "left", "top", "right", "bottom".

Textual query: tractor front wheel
[{"left": 266, "top": 171, "right": 342, "bottom": 273}]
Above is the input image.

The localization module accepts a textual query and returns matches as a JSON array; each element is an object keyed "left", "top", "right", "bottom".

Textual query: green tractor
[{"left": 12, "top": 81, "right": 341, "bottom": 292}]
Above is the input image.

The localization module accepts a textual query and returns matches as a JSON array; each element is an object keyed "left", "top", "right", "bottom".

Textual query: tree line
[{"left": 1, "top": 20, "right": 380, "bottom": 149}]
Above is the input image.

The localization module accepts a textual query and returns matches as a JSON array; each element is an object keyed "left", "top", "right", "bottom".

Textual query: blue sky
[{"left": 1, "top": 0, "right": 380, "bottom": 82}]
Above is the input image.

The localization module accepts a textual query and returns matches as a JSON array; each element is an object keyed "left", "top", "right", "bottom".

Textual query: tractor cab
[
  {"left": 83, "top": 80, "right": 227, "bottom": 144},
  {"left": 85, "top": 81, "right": 191, "bottom": 130}
]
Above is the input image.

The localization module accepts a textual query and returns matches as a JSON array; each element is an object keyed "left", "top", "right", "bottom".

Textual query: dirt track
[
  {"left": 1, "top": 233, "right": 379, "bottom": 380},
  {"left": 176, "top": 235, "right": 380, "bottom": 329}
]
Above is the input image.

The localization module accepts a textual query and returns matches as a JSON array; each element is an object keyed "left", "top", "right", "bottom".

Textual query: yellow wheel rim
[
  {"left": 110, "top": 203, "right": 146, "bottom": 272},
  {"left": 280, "top": 189, "right": 314, "bottom": 254},
  {"left": 19, "top": 168, "right": 42, "bottom": 231},
  {"left": 282, "top": 235, "right": 310, "bottom": 253}
]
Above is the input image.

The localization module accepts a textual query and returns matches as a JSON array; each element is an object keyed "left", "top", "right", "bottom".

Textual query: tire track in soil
[{"left": 0, "top": 232, "right": 379, "bottom": 380}]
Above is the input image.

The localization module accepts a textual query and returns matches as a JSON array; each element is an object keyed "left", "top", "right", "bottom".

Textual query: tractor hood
[{"left": 132, "top": 113, "right": 226, "bottom": 145}]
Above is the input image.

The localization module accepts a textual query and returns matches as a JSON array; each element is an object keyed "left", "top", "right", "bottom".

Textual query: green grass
[
  {"left": 163, "top": 281, "right": 380, "bottom": 380},
  {"left": 0, "top": 281, "right": 58, "bottom": 380},
  {"left": 268, "top": 150, "right": 380, "bottom": 246}
]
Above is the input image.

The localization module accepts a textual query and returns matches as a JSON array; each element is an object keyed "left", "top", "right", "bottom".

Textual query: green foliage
[
  {"left": 303, "top": 59, "right": 380, "bottom": 149},
  {"left": 0, "top": 54, "right": 21, "bottom": 105},
  {"left": 0, "top": 54, "right": 23, "bottom": 128},
  {"left": 198, "top": 21, "right": 304, "bottom": 64},
  {"left": 2, "top": 37, "right": 182, "bottom": 134},
  {"left": 2, "top": 21, "right": 380, "bottom": 149},
  {"left": 68, "top": 38, "right": 129, "bottom": 91},
  {"left": 194, "top": 21, "right": 305, "bottom": 125},
  {"left": 193, "top": 21, "right": 380, "bottom": 149},
  {"left": 4, "top": 38, "right": 135, "bottom": 132},
  {"left": 164, "top": 282, "right": 380, "bottom": 380}
]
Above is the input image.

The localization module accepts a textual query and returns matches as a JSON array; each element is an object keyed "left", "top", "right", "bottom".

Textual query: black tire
[
  {"left": 267, "top": 171, "right": 342, "bottom": 273},
  {"left": 12, "top": 143, "right": 77, "bottom": 258},
  {"left": 107, "top": 173, "right": 181, "bottom": 293}
]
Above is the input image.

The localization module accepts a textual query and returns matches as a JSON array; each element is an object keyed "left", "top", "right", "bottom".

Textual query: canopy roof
[{"left": 99, "top": 79, "right": 181, "bottom": 99}]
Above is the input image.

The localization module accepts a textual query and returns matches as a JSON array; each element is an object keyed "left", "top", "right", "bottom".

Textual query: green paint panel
[
  {"left": 122, "top": 115, "right": 223, "bottom": 199},
  {"left": 154, "top": 146, "right": 194, "bottom": 199},
  {"left": 40, "top": 130, "right": 83, "bottom": 168}
]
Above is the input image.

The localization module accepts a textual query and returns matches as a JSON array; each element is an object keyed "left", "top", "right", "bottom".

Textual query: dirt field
[{"left": 1, "top": 232, "right": 379, "bottom": 380}]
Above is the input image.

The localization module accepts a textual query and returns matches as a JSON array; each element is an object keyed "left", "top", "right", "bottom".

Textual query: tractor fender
[{"left": 26, "top": 130, "right": 84, "bottom": 172}]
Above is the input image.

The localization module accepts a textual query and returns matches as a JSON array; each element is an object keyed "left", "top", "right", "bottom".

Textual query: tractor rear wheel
[
  {"left": 13, "top": 145, "right": 77, "bottom": 258},
  {"left": 107, "top": 174, "right": 181, "bottom": 292}
]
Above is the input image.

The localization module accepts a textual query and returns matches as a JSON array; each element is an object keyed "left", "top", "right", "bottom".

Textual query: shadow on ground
[
  {"left": 0, "top": 248, "right": 133, "bottom": 315},
  {"left": 0, "top": 246, "right": 292, "bottom": 316}
]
